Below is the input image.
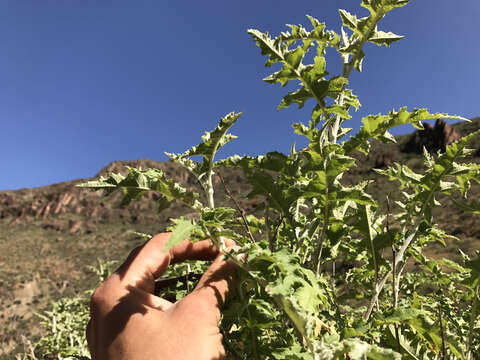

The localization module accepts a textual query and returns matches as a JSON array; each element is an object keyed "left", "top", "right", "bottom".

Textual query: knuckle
[{"left": 90, "top": 281, "right": 113, "bottom": 313}]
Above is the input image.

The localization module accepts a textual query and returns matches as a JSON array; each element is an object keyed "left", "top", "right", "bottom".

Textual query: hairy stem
[
  {"left": 313, "top": 191, "right": 329, "bottom": 276},
  {"left": 206, "top": 170, "right": 215, "bottom": 209}
]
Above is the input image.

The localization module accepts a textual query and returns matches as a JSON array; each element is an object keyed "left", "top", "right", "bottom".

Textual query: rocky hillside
[
  {"left": 0, "top": 159, "right": 252, "bottom": 238},
  {"left": 1, "top": 117, "right": 479, "bottom": 358}
]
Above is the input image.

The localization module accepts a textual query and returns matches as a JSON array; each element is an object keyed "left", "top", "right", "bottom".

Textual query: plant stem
[
  {"left": 330, "top": 62, "right": 348, "bottom": 144},
  {"left": 331, "top": 10, "right": 385, "bottom": 144},
  {"left": 466, "top": 285, "right": 479, "bottom": 360},
  {"left": 438, "top": 300, "right": 447, "bottom": 360},
  {"left": 264, "top": 202, "right": 273, "bottom": 251},
  {"left": 313, "top": 197, "right": 329, "bottom": 276},
  {"left": 206, "top": 170, "right": 215, "bottom": 209},
  {"left": 364, "top": 269, "right": 392, "bottom": 320},
  {"left": 239, "top": 281, "right": 260, "bottom": 360},
  {"left": 392, "top": 244, "right": 401, "bottom": 352},
  {"left": 385, "top": 195, "right": 401, "bottom": 351},
  {"left": 218, "top": 173, "right": 256, "bottom": 243},
  {"left": 365, "top": 144, "right": 465, "bottom": 320},
  {"left": 315, "top": 16, "right": 385, "bottom": 275},
  {"left": 294, "top": 199, "right": 301, "bottom": 242},
  {"left": 247, "top": 307, "right": 259, "bottom": 360},
  {"left": 271, "top": 215, "right": 284, "bottom": 252}
]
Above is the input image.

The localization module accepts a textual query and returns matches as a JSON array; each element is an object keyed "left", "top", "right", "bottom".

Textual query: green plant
[
  {"left": 16, "top": 260, "right": 119, "bottom": 360},
  {"left": 79, "top": 1, "right": 480, "bottom": 358}
]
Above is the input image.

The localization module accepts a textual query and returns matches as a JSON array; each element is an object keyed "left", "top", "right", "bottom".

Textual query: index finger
[{"left": 115, "top": 233, "right": 234, "bottom": 293}]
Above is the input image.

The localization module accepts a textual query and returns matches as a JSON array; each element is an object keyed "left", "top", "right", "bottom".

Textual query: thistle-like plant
[{"left": 80, "top": 1, "right": 480, "bottom": 358}]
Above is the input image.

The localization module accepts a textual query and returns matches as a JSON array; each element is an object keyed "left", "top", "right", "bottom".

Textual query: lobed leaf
[{"left": 78, "top": 167, "right": 202, "bottom": 210}]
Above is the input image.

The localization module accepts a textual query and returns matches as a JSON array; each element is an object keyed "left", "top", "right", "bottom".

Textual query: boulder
[{"left": 401, "top": 119, "right": 461, "bottom": 154}]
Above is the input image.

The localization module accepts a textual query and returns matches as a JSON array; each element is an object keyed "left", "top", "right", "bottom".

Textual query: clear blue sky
[{"left": 1, "top": 1, "right": 479, "bottom": 190}]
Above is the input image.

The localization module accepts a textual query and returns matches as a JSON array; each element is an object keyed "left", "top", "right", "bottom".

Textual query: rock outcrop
[{"left": 401, "top": 119, "right": 461, "bottom": 154}]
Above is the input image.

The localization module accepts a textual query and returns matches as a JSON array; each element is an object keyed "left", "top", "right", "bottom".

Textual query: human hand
[{"left": 86, "top": 233, "right": 238, "bottom": 360}]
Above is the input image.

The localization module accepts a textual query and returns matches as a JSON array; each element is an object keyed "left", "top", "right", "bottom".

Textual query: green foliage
[
  {"left": 344, "top": 108, "right": 468, "bottom": 154},
  {"left": 165, "top": 218, "right": 198, "bottom": 252},
  {"left": 77, "top": 1, "right": 479, "bottom": 359}
]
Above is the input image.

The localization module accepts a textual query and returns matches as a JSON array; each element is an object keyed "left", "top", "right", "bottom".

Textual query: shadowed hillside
[{"left": 1, "top": 118, "right": 479, "bottom": 357}]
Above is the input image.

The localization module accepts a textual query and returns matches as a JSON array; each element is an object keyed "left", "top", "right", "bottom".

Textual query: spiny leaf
[
  {"left": 344, "top": 108, "right": 469, "bottom": 154},
  {"left": 220, "top": 151, "right": 290, "bottom": 174},
  {"left": 169, "top": 112, "right": 241, "bottom": 160},
  {"left": 361, "top": 0, "right": 410, "bottom": 15},
  {"left": 416, "top": 130, "right": 480, "bottom": 205},
  {"left": 167, "top": 111, "right": 241, "bottom": 188},
  {"left": 249, "top": 19, "right": 342, "bottom": 111},
  {"left": 339, "top": 9, "right": 359, "bottom": 32},
  {"left": 313, "top": 337, "right": 401, "bottom": 359},
  {"left": 376, "top": 163, "right": 423, "bottom": 189},
  {"left": 279, "top": 87, "right": 314, "bottom": 110},
  {"left": 248, "top": 29, "right": 285, "bottom": 67},
  {"left": 368, "top": 29, "right": 404, "bottom": 47},
  {"left": 164, "top": 219, "right": 198, "bottom": 252},
  {"left": 247, "top": 170, "right": 298, "bottom": 215},
  {"left": 78, "top": 167, "right": 202, "bottom": 210}
]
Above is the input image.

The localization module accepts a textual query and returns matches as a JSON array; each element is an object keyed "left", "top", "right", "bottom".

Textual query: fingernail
[
  {"left": 236, "top": 253, "right": 247, "bottom": 262},
  {"left": 231, "top": 245, "right": 241, "bottom": 252}
]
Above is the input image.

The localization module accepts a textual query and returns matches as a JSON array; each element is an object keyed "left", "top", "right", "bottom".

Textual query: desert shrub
[{"left": 16, "top": 260, "right": 118, "bottom": 360}]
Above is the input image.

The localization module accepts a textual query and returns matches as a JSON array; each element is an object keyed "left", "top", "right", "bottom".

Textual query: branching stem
[{"left": 365, "top": 138, "right": 468, "bottom": 319}]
